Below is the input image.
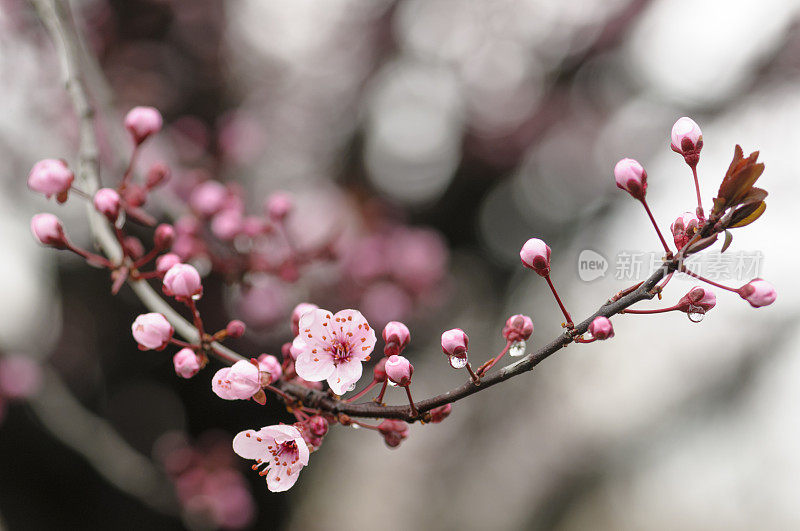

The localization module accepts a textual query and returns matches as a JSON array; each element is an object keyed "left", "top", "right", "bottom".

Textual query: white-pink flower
[
  {"left": 211, "top": 360, "right": 261, "bottom": 400},
  {"left": 292, "top": 308, "right": 376, "bottom": 395},
  {"left": 233, "top": 424, "right": 309, "bottom": 492}
]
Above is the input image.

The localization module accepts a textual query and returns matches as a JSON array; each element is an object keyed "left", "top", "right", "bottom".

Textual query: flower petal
[
  {"left": 232, "top": 429, "right": 270, "bottom": 459},
  {"left": 211, "top": 368, "right": 236, "bottom": 400},
  {"left": 294, "top": 350, "right": 335, "bottom": 382},
  {"left": 297, "top": 308, "right": 334, "bottom": 347},
  {"left": 266, "top": 463, "right": 300, "bottom": 493},
  {"left": 327, "top": 359, "right": 363, "bottom": 395},
  {"left": 331, "top": 309, "right": 376, "bottom": 360}
]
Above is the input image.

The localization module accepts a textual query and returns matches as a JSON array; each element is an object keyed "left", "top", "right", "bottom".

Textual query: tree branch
[{"left": 33, "top": 0, "right": 706, "bottom": 424}]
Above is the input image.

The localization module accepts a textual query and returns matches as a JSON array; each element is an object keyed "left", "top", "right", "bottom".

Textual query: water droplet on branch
[{"left": 509, "top": 340, "right": 526, "bottom": 357}]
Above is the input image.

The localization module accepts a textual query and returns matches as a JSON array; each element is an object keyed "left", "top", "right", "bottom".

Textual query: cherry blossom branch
[{"left": 32, "top": 0, "right": 763, "bottom": 428}]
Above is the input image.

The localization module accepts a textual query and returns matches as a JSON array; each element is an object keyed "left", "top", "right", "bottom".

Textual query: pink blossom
[
  {"left": 0, "top": 356, "right": 42, "bottom": 399},
  {"left": 154, "top": 224, "right": 175, "bottom": 249},
  {"left": 588, "top": 316, "right": 614, "bottom": 340},
  {"left": 212, "top": 360, "right": 261, "bottom": 400},
  {"left": 377, "top": 419, "right": 409, "bottom": 448},
  {"left": 519, "top": 238, "right": 551, "bottom": 276},
  {"left": 292, "top": 308, "right": 377, "bottom": 395},
  {"left": 382, "top": 321, "right": 411, "bottom": 356},
  {"left": 385, "top": 355, "right": 413, "bottom": 386},
  {"left": 31, "top": 213, "right": 67, "bottom": 248},
  {"left": 173, "top": 349, "right": 201, "bottom": 379},
  {"left": 124, "top": 106, "right": 163, "bottom": 144},
  {"left": 429, "top": 404, "right": 452, "bottom": 423},
  {"left": 739, "top": 279, "right": 777, "bottom": 308},
  {"left": 155, "top": 253, "right": 182, "bottom": 275},
  {"left": 670, "top": 211, "right": 699, "bottom": 250},
  {"left": 677, "top": 286, "right": 717, "bottom": 313},
  {"left": 146, "top": 162, "right": 171, "bottom": 188},
  {"left": 189, "top": 181, "right": 228, "bottom": 217},
  {"left": 291, "top": 302, "right": 319, "bottom": 336},
  {"left": 232, "top": 424, "right": 309, "bottom": 492},
  {"left": 265, "top": 191, "right": 293, "bottom": 221},
  {"left": 257, "top": 354, "right": 283, "bottom": 384},
  {"left": 93, "top": 188, "right": 121, "bottom": 221},
  {"left": 671, "top": 117, "right": 703, "bottom": 158},
  {"left": 372, "top": 357, "right": 388, "bottom": 382},
  {"left": 211, "top": 208, "right": 244, "bottom": 241},
  {"left": 441, "top": 328, "right": 468, "bottom": 356},
  {"left": 226, "top": 320, "right": 246, "bottom": 339},
  {"left": 502, "top": 314, "right": 533, "bottom": 342},
  {"left": 614, "top": 158, "right": 648, "bottom": 200},
  {"left": 131, "top": 313, "right": 173, "bottom": 350},
  {"left": 163, "top": 263, "right": 203, "bottom": 300},
  {"left": 27, "top": 159, "right": 74, "bottom": 199}
]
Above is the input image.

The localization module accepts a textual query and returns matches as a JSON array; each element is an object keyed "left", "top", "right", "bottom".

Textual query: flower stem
[
  {"left": 477, "top": 341, "right": 511, "bottom": 376},
  {"left": 374, "top": 380, "right": 388, "bottom": 404},
  {"left": 465, "top": 362, "right": 480, "bottom": 384},
  {"left": 680, "top": 266, "right": 739, "bottom": 293},
  {"left": 545, "top": 274, "right": 574, "bottom": 327},
  {"left": 346, "top": 380, "right": 377, "bottom": 402},
  {"left": 403, "top": 386, "right": 419, "bottom": 418},
  {"left": 640, "top": 198, "right": 673, "bottom": 257},
  {"left": 691, "top": 165, "right": 705, "bottom": 221}
]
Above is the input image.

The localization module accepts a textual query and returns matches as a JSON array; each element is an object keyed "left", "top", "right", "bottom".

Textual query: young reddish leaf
[
  {"left": 729, "top": 201, "right": 766, "bottom": 228},
  {"left": 721, "top": 230, "right": 733, "bottom": 253}
]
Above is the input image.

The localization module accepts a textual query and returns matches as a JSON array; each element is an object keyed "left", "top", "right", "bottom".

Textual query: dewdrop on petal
[{"left": 441, "top": 328, "right": 469, "bottom": 369}]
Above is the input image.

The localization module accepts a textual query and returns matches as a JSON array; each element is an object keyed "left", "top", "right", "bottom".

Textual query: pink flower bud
[
  {"left": 291, "top": 302, "right": 319, "bottom": 336},
  {"left": 428, "top": 403, "right": 452, "bottom": 423},
  {"left": 0, "top": 356, "right": 42, "bottom": 399},
  {"left": 306, "top": 415, "right": 328, "bottom": 437},
  {"left": 30, "top": 213, "right": 67, "bottom": 248},
  {"left": 373, "top": 357, "right": 388, "bottom": 382},
  {"left": 154, "top": 224, "right": 175, "bottom": 249},
  {"left": 124, "top": 106, "right": 163, "bottom": 145},
  {"left": 519, "top": 238, "right": 551, "bottom": 276},
  {"left": 385, "top": 355, "right": 413, "bottom": 386},
  {"left": 163, "top": 263, "right": 203, "bottom": 300},
  {"left": 27, "top": 159, "right": 74, "bottom": 200},
  {"left": 377, "top": 419, "right": 409, "bottom": 448},
  {"left": 614, "top": 158, "right": 647, "bottom": 200},
  {"left": 189, "top": 181, "right": 228, "bottom": 217},
  {"left": 382, "top": 321, "right": 411, "bottom": 356},
  {"left": 502, "top": 314, "right": 533, "bottom": 342},
  {"left": 670, "top": 117, "right": 703, "bottom": 165},
  {"left": 670, "top": 211, "right": 699, "bottom": 250},
  {"left": 738, "top": 279, "right": 777, "bottom": 308},
  {"left": 211, "top": 360, "right": 261, "bottom": 400},
  {"left": 677, "top": 286, "right": 717, "bottom": 313},
  {"left": 122, "top": 184, "right": 147, "bottom": 208},
  {"left": 210, "top": 208, "right": 244, "bottom": 241},
  {"left": 155, "top": 253, "right": 181, "bottom": 275},
  {"left": 93, "top": 188, "right": 121, "bottom": 221},
  {"left": 265, "top": 191, "right": 293, "bottom": 221},
  {"left": 131, "top": 313, "right": 173, "bottom": 350},
  {"left": 123, "top": 236, "right": 145, "bottom": 259},
  {"left": 588, "top": 316, "right": 614, "bottom": 340},
  {"left": 146, "top": 162, "right": 170, "bottom": 188},
  {"left": 173, "top": 348, "right": 200, "bottom": 379},
  {"left": 441, "top": 329, "right": 468, "bottom": 359},
  {"left": 257, "top": 354, "right": 282, "bottom": 384},
  {"left": 226, "top": 320, "right": 246, "bottom": 338}
]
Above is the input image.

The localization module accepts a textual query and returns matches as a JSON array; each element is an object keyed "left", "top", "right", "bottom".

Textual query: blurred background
[{"left": 0, "top": 0, "right": 797, "bottom": 529}]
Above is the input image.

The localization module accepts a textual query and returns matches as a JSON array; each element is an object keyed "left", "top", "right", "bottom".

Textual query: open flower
[
  {"left": 233, "top": 424, "right": 309, "bottom": 492},
  {"left": 292, "top": 308, "right": 376, "bottom": 395}
]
